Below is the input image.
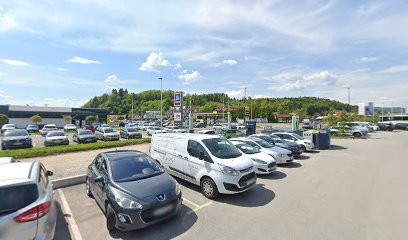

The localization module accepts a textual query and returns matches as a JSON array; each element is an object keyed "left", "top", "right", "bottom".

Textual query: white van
[{"left": 150, "top": 134, "right": 256, "bottom": 199}]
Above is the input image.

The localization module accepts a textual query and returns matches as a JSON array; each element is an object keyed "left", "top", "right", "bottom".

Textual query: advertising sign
[
  {"left": 358, "top": 103, "right": 365, "bottom": 115},
  {"left": 174, "top": 112, "right": 182, "bottom": 121},
  {"left": 174, "top": 92, "right": 182, "bottom": 107},
  {"left": 368, "top": 102, "right": 374, "bottom": 115}
]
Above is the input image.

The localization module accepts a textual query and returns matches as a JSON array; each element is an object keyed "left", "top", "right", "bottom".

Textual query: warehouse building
[{"left": 0, "top": 105, "right": 107, "bottom": 128}]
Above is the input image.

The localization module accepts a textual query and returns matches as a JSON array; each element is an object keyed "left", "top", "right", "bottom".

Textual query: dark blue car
[{"left": 26, "top": 124, "right": 39, "bottom": 133}]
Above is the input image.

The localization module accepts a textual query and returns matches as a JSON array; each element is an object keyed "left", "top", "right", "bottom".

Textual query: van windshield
[{"left": 202, "top": 138, "right": 242, "bottom": 159}]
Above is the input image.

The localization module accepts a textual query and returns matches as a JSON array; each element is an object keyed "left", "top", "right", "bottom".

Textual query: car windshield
[
  {"left": 79, "top": 130, "right": 93, "bottom": 135},
  {"left": 127, "top": 128, "right": 137, "bottom": 132},
  {"left": 202, "top": 138, "right": 242, "bottom": 159},
  {"left": 235, "top": 143, "right": 260, "bottom": 154},
  {"left": 154, "top": 127, "right": 161, "bottom": 130},
  {"left": 111, "top": 155, "right": 164, "bottom": 182},
  {"left": 251, "top": 138, "right": 273, "bottom": 148},
  {"left": 27, "top": 125, "right": 37, "bottom": 128},
  {"left": 254, "top": 135, "right": 275, "bottom": 144},
  {"left": 47, "top": 131, "right": 65, "bottom": 137},
  {"left": 4, "top": 130, "right": 28, "bottom": 137},
  {"left": 292, "top": 133, "right": 305, "bottom": 140},
  {"left": 44, "top": 125, "right": 56, "bottom": 129},
  {"left": 104, "top": 128, "right": 115, "bottom": 133},
  {"left": 3, "top": 124, "right": 15, "bottom": 128}
]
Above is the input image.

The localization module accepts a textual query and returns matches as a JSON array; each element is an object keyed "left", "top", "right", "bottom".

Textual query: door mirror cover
[
  {"left": 94, "top": 176, "right": 104, "bottom": 183},
  {"left": 198, "top": 151, "right": 205, "bottom": 160}
]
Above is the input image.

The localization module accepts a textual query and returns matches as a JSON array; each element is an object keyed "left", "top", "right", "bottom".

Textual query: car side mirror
[
  {"left": 198, "top": 151, "right": 205, "bottom": 160},
  {"left": 46, "top": 170, "right": 53, "bottom": 176},
  {"left": 94, "top": 176, "right": 104, "bottom": 183}
]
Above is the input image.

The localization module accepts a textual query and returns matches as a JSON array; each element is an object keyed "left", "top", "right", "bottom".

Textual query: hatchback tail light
[{"left": 15, "top": 202, "right": 51, "bottom": 223}]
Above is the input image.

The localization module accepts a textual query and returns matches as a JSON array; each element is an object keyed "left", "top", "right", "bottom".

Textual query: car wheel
[
  {"left": 353, "top": 132, "right": 362, "bottom": 138},
  {"left": 106, "top": 204, "right": 117, "bottom": 232},
  {"left": 86, "top": 178, "right": 93, "bottom": 198},
  {"left": 301, "top": 145, "right": 306, "bottom": 152},
  {"left": 200, "top": 177, "right": 219, "bottom": 199}
]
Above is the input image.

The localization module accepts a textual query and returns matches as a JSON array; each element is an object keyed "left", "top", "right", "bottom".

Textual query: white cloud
[
  {"left": 268, "top": 71, "right": 337, "bottom": 91},
  {"left": 378, "top": 65, "right": 408, "bottom": 74},
  {"left": 66, "top": 56, "right": 101, "bottom": 64},
  {"left": 0, "top": 90, "right": 12, "bottom": 102},
  {"left": 56, "top": 67, "right": 69, "bottom": 71},
  {"left": 223, "top": 59, "right": 237, "bottom": 65},
  {"left": 253, "top": 94, "right": 270, "bottom": 99},
  {"left": 39, "top": 98, "right": 87, "bottom": 107},
  {"left": 0, "top": 9, "right": 18, "bottom": 32},
  {"left": 0, "top": 59, "right": 30, "bottom": 66},
  {"left": 225, "top": 89, "right": 246, "bottom": 99},
  {"left": 0, "top": 72, "right": 4, "bottom": 76},
  {"left": 139, "top": 52, "right": 171, "bottom": 72},
  {"left": 359, "top": 56, "right": 380, "bottom": 63},
  {"left": 178, "top": 70, "right": 202, "bottom": 82},
  {"left": 104, "top": 74, "right": 123, "bottom": 89},
  {"left": 182, "top": 69, "right": 188, "bottom": 74},
  {"left": 174, "top": 63, "right": 182, "bottom": 69}
]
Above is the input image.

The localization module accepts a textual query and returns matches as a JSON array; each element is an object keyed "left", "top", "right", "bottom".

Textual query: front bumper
[
  {"left": 103, "top": 135, "right": 120, "bottom": 141},
  {"left": 45, "top": 140, "right": 69, "bottom": 146},
  {"left": 113, "top": 195, "right": 182, "bottom": 231},
  {"left": 2, "top": 140, "right": 32, "bottom": 149},
  {"left": 79, "top": 137, "right": 97, "bottom": 143},
  {"left": 220, "top": 172, "right": 257, "bottom": 193},
  {"left": 254, "top": 162, "right": 277, "bottom": 175}
]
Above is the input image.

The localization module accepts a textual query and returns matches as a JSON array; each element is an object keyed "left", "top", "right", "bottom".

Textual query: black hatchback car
[{"left": 86, "top": 151, "right": 182, "bottom": 232}]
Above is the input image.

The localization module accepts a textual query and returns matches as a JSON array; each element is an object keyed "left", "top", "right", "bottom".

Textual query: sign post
[{"left": 174, "top": 92, "right": 184, "bottom": 127}]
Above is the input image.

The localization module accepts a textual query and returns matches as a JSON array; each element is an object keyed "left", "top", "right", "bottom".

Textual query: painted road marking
[
  {"left": 182, "top": 197, "right": 201, "bottom": 209},
  {"left": 57, "top": 189, "right": 84, "bottom": 240}
]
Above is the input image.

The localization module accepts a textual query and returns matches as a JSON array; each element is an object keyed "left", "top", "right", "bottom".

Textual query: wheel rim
[{"left": 202, "top": 181, "right": 213, "bottom": 196}]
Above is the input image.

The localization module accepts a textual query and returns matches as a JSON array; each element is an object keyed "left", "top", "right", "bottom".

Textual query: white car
[
  {"left": 139, "top": 124, "right": 151, "bottom": 131},
  {"left": 150, "top": 134, "right": 256, "bottom": 199},
  {"left": 231, "top": 141, "right": 276, "bottom": 174},
  {"left": 94, "top": 127, "right": 120, "bottom": 141},
  {"left": 213, "top": 123, "right": 227, "bottom": 130},
  {"left": 147, "top": 127, "right": 166, "bottom": 135},
  {"left": 63, "top": 124, "right": 77, "bottom": 131},
  {"left": 44, "top": 131, "right": 69, "bottom": 147},
  {"left": 40, "top": 124, "right": 58, "bottom": 136},
  {"left": 231, "top": 137, "right": 293, "bottom": 164},
  {"left": 165, "top": 126, "right": 187, "bottom": 133},
  {"left": 1, "top": 124, "right": 16, "bottom": 134},
  {"left": 272, "top": 132, "right": 315, "bottom": 151}
]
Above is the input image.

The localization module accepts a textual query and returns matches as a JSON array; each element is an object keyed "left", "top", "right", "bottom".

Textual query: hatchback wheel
[
  {"left": 200, "top": 178, "right": 219, "bottom": 199},
  {"left": 353, "top": 132, "right": 362, "bottom": 138},
  {"left": 86, "top": 178, "right": 93, "bottom": 198},
  {"left": 106, "top": 204, "right": 117, "bottom": 232},
  {"left": 301, "top": 145, "right": 306, "bottom": 152}
]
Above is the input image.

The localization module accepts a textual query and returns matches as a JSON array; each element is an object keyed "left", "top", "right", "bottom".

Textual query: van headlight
[
  {"left": 175, "top": 182, "right": 181, "bottom": 195},
  {"left": 252, "top": 158, "right": 267, "bottom": 165},
  {"left": 218, "top": 164, "right": 239, "bottom": 176},
  {"left": 113, "top": 194, "right": 143, "bottom": 209}
]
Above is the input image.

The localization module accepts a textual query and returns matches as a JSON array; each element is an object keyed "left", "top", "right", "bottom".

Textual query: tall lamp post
[
  {"left": 243, "top": 87, "right": 247, "bottom": 125},
  {"left": 159, "top": 77, "right": 163, "bottom": 130}
]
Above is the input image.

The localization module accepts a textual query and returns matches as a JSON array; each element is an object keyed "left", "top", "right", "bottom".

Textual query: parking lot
[{"left": 52, "top": 131, "right": 408, "bottom": 240}]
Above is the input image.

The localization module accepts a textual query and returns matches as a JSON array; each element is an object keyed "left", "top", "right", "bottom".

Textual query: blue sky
[{"left": 0, "top": 0, "right": 408, "bottom": 108}]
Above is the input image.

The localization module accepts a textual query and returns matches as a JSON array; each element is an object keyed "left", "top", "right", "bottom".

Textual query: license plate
[
  {"left": 13, "top": 142, "right": 23, "bottom": 146},
  {"left": 152, "top": 204, "right": 173, "bottom": 216},
  {"left": 246, "top": 178, "right": 256, "bottom": 186}
]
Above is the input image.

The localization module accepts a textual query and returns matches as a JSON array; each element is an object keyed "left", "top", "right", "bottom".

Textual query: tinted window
[
  {"left": 241, "top": 140, "right": 260, "bottom": 149},
  {"left": 235, "top": 143, "right": 260, "bottom": 154},
  {"left": 127, "top": 128, "right": 137, "bottom": 132},
  {"left": 0, "top": 184, "right": 39, "bottom": 216},
  {"left": 251, "top": 138, "right": 273, "bottom": 148},
  {"left": 4, "top": 130, "right": 28, "bottom": 137},
  {"left": 205, "top": 131, "right": 215, "bottom": 135},
  {"left": 202, "top": 138, "right": 242, "bottom": 159},
  {"left": 254, "top": 135, "right": 275, "bottom": 144},
  {"left": 104, "top": 128, "right": 115, "bottom": 133},
  {"left": 47, "top": 131, "right": 65, "bottom": 137},
  {"left": 187, "top": 140, "right": 207, "bottom": 158},
  {"left": 110, "top": 155, "right": 164, "bottom": 182},
  {"left": 79, "top": 130, "right": 93, "bottom": 135}
]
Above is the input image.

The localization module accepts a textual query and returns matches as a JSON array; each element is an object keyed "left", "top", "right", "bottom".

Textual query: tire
[
  {"left": 301, "top": 145, "right": 306, "bottom": 152},
  {"left": 86, "top": 178, "right": 93, "bottom": 198},
  {"left": 353, "top": 132, "right": 362, "bottom": 138},
  {"left": 1, "top": 144, "right": 4, "bottom": 150},
  {"left": 106, "top": 204, "right": 117, "bottom": 232},
  {"left": 200, "top": 177, "right": 219, "bottom": 199}
]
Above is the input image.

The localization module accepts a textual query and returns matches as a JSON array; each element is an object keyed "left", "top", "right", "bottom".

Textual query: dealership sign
[
  {"left": 174, "top": 92, "right": 182, "bottom": 107},
  {"left": 174, "top": 112, "right": 182, "bottom": 121}
]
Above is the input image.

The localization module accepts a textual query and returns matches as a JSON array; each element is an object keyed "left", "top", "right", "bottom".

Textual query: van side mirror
[
  {"left": 94, "top": 176, "right": 104, "bottom": 183},
  {"left": 46, "top": 170, "right": 53, "bottom": 176},
  {"left": 198, "top": 151, "right": 205, "bottom": 160}
]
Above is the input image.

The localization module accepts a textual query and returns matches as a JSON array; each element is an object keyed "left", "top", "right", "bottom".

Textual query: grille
[
  {"left": 240, "top": 166, "right": 253, "bottom": 173},
  {"left": 140, "top": 199, "right": 178, "bottom": 223},
  {"left": 267, "top": 162, "right": 276, "bottom": 169},
  {"left": 238, "top": 172, "right": 256, "bottom": 187}
]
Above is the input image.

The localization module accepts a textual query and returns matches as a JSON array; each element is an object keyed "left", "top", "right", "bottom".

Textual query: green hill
[{"left": 82, "top": 89, "right": 354, "bottom": 121}]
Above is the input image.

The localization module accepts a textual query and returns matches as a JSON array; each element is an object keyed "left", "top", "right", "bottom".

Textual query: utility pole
[
  {"left": 243, "top": 87, "right": 247, "bottom": 125},
  {"left": 131, "top": 93, "right": 134, "bottom": 123},
  {"left": 159, "top": 77, "right": 163, "bottom": 130},
  {"left": 222, "top": 94, "right": 225, "bottom": 124},
  {"left": 250, "top": 100, "right": 253, "bottom": 121},
  {"left": 347, "top": 87, "right": 351, "bottom": 112}
]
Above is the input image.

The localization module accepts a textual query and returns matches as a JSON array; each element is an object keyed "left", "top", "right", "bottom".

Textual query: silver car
[
  {"left": 95, "top": 127, "right": 120, "bottom": 141},
  {"left": 0, "top": 161, "right": 56, "bottom": 240}
]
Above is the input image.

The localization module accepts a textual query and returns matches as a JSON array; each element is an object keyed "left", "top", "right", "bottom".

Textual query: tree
[
  {"left": 30, "top": 115, "right": 42, "bottom": 123},
  {"left": 85, "top": 115, "right": 97, "bottom": 122},
  {"left": 0, "top": 114, "right": 8, "bottom": 124},
  {"left": 63, "top": 115, "right": 72, "bottom": 122}
]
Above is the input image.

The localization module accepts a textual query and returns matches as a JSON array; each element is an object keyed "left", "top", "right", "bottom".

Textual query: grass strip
[{"left": 0, "top": 138, "right": 151, "bottom": 159}]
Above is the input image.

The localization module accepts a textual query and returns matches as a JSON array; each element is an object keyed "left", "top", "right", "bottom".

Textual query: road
[{"left": 51, "top": 131, "right": 408, "bottom": 240}]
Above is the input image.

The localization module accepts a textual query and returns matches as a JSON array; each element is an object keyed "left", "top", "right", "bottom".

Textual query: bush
[{"left": 30, "top": 115, "right": 42, "bottom": 123}]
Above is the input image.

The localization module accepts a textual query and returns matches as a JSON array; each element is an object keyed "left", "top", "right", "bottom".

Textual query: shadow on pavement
[
  {"left": 295, "top": 155, "right": 310, "bottom": 160},
  {"left": 279, "top": 162, "right": 302, "bottom": 168},
  {"left": 54, "top": 201, "right": 72, "bottom": 240},
  {"left": 307, "top": 150, "right": 320, "bottom": 154},
  {"left": 258, "top": 170, "right": 287, "bottom": 180},
  {"left": 215, "top": 184, "right": 275, "bottom": 207},
  {"left": 109, "top": 204, "right": 197, "bottom": 240},
  {"left": 328, "top": 145, "right": 347, "bottom": 150}
]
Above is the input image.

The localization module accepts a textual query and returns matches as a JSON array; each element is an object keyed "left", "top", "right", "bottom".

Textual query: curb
[{"left": 52, "top": 174, "right": 86, "bottom": 189}]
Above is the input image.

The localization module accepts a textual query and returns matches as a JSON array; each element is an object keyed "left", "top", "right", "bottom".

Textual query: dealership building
[{"left": 0, "top": 105, "right": 108, "bottom": 128}]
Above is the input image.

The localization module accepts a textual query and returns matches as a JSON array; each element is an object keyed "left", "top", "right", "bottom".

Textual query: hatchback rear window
[{"left": 0, "top": 184, "right": 39, "bottom": 216}]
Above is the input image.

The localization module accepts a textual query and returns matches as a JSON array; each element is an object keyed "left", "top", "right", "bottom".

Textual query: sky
[{"left": 0, "top": 0, "right": 408, "bottom": 109}]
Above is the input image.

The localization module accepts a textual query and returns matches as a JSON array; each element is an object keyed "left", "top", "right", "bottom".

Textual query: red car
[{"left": 83, "top": 125, "right": 96, "bottom": 133}]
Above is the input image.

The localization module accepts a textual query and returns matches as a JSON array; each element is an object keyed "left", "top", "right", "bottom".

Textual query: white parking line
[
  {"left": 57, "top": 189, "right": 84, "bottom": 240},
  {"left": 189, "top": 202, "right": 212, "bottom": 214},
  {"left": 182, "top": 197, "right": 200, "bottom": 209}
]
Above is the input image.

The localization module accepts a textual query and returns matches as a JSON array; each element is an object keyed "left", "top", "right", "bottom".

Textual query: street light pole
[
  {"left": 131, "top": 93, "right": 134, "bottom": 123},
  {"left": 243, "top": 87, "right": 247, "bottom": 125},
  {"left": 222, "top": 94, "right": 225, "bottom": 124},
  {"left": 347, "top": 87, "right": 351, "bottom": 112},
  {"left": 159, "top": 77, "right": 163, "bottom": 130}
]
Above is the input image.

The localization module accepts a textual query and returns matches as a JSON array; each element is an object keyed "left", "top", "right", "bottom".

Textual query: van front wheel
[{"left": 201, "top": 178, "right": 219, "bottom": 199}]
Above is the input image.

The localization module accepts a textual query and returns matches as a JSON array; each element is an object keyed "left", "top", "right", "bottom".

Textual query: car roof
[
  {"left": 103, "top": 150, "right": 146, "bottom": 161},
  {"left": 0, "top": 162, "right": 36, "bottom": 186}
]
